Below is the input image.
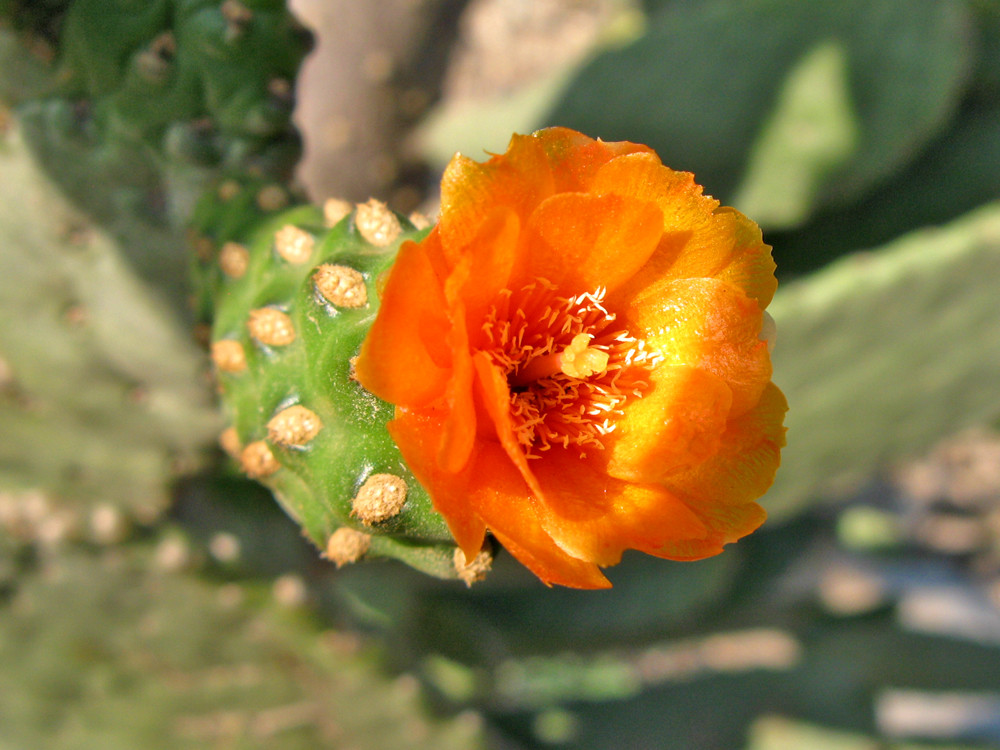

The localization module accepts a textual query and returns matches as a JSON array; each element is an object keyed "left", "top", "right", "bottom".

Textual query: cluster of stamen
[{"left": 481, "top": 280, "right": 659, "bottom": 458}]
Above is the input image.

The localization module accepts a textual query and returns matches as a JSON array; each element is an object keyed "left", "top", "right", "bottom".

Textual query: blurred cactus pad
[
  {"left": 3, "top": 0, "right": 1000, "bottom": 748},
  {"left": 0, "top": 0, "right": 310, "bottom": 247}
]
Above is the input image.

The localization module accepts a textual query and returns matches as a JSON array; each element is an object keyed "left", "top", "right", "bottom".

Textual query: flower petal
[
  {"left": 439, "top": 134, "right": 553, "bottom": 254},
  {"left": 625, "top": 277, "right": 771, "bottom": 417},
  {"left": 699, "top": 207, "right": 778, "bottom": 310},
  {"left": 467, "top": 442, "right": 611, "bottom": 589},
  {"left": 605, "top": 365, "right": 733, "bottom": 483},
  {"left": 360, "top": 127, "right": 784, "bottom": 588},
  {"left": 491, "top": 528, "right": 610, "bottom": 589},
  {"left": 652, "top": 383, "right": 787, "bottom": 560},
  {"left": 530, "top": 449, "right": 708, "bottom": 566},
  {"left": 388, "top": 409, "right": 487, "bottom": 559},
  {"left": 355, "top": 236, "right": 451, "bottom": 407},
  {"left": 595, "top": 152, "right": 777, "bottom": 309},
  {"left": 665, "top": 381, "right": 788, "bottom": 510},
  {"left": 437, "top": 303, "right": 477, "bottom": 473},
  {"left": 397, "top": 407, "right": 611, "bottom": 588},
  {"left": 518, "top": 192, "right": 664, "bottom": 294},
  {"left": 531, "top": 127, "right": 655, "bottom": 192},
  {"left": 471, "top": 351, "right": 545, "bottom": 500},
  {"left": 444, "top": 206, "right": 522, "bottom": 330},
  {"left": 639, "top": 505, "right": 765, "bottom": 561}
]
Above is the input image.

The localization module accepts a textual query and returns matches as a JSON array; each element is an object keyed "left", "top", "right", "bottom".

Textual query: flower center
[{"left": 481, "top": 280, "right": 659, "bottom": 458}]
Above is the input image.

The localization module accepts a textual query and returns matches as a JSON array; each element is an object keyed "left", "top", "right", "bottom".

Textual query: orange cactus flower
[{"left": 356, "top": 128, "right": 787, "bottom": 589}]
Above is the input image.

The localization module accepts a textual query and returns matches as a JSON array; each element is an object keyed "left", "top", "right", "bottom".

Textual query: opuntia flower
[{"left": 356, "top": 128, "right": 786, "bottom": 588}]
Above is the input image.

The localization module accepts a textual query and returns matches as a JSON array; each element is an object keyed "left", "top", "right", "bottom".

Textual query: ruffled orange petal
[
  {"left": 695, "top": 207, "right": 777, "bottom": 310},
  {"left": 594, "top": 152, "right": 777, "bottom": 309},
  {"left": 444, "top": 206, "right": 522, "bottom": 329},
  {"left": 652, "top": 383, "right": 787, "bottom": 560},
  {"left": 636, "top": 504, "right": 766, "bottom": 561},
  {"left": 436, "top": 303, "right": 477, "bottom": 473},
  {"left": 355, "top": 237, "right": 451, "bottom": 407},
  {"left": 388, "top": 409, "right": 487, "bottom": 559},
  {"left": 625, "top": 277, "right": 771, "bottom": 417},
  {"left": 516, "top": 192, "right": 664, "bottom": 294},
  {"left": 665, "top": 382, "right": 788, "bottom": 510},
  {"left": 531, "top": 127, "right": 655, "bottom": 193},
  {"left": 471, "top": 351, "right": 545, "bottom": 500},
  {"left": 467, "top": 442, "right": 610, "bottom": 588},
  {"left": 398, "top": 406, "right": 610, "bottom": 588},
  {"left": 491, "top": 528, "right": 610, "bottom": 589},
  {"left": 530, "top": 449, "right": 708, "bottom": 567},
  {"left": 605, "top": 365, "right": 733, "bottom": 484},
  {"left": 436, "top": 207, "right": 523, "bottom": 473},
  {"left": 439, "top": 133, "right": 554, "bottom": 255}
]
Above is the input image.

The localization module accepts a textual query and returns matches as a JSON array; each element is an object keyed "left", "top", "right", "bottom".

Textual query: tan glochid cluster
[
  {"left": 240, "top": 440, "right": 280, "bottom": 478},
  {"left": 313, "top": 264, "right": 367, "bottom": 309},
  {"left": 325, "top": 527, "right": 371, "bottom": 567},
  {"left": 267, "top": 404, "right": 323, "bottom": 447},
  {"left": 190, "top": 232, "right": 214, "bottom": 261},
  {"left": 221, "top": 0, "right": 252, "bottom": 26},
  {"left": 355, "top": 198, "right": 402, "bottom": 247},
  {"left": 274, "top": 225, "right": 315, "bottom": 264},
  {"left": 217, "top": 179, "right": 241, "bottom": 201},
  {"left": 256, "top": 184, "right": 289, "bottom": 212},
  {"left": 408, "top": 211, "right": 431, "bottom": 230},
  {"left": 219, "top": 241, "right": 250, "bottom": 278},
  {"left": 247, "top": 308, "right": 296, "bottom": 346},
  {"left": 211, "top": 339, "right": 247, "bottom": 373},
  {"left": 219, "top": 426, "right": 242, "bottom": 459},
  {"left": 454, "top": 546, "right": 493, "bottom": 586},
  {"left": 323, "top": 197, "right": 353, "bottom": 227},
  {"left": 351, "top": 473, "right": 407, "bottom": 524}
]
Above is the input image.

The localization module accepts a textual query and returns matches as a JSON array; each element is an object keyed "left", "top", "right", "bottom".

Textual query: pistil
[
  {"left": 558, "top": 334, "right": 610, "bottom": 379},
  {"left": 509, "top": 334, "right": 610, "bottom": 385}
]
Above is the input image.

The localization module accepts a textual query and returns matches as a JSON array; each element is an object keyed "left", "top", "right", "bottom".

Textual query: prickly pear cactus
[
  {"left": 1, "top": 0, "right": 311, "bottom": 235},
  {"left": 0, "top": 0, "right": 311, "bottom": 519},
  {"left": 193, "top": 188, "right": 493, "bottom": 583}
]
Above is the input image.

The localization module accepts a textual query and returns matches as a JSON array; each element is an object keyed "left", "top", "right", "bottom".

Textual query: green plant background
[{"left": 3, "top": 0, "right": 1000, "bottom": 748}]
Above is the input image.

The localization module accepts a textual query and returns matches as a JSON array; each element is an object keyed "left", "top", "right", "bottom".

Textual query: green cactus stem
[
  {"left": 194, "top": 190, "right": 492, "bottom": 583},
  {"left": 1, "top": 0, "right": 311, "bottom": 242}
]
